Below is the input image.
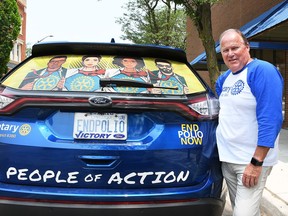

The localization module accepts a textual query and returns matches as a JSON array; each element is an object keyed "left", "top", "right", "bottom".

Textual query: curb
[{"left": 261, "top": 188, "right": 288, "bottom": 216}]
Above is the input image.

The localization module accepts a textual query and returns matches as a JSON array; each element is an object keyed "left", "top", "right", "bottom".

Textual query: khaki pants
[{"left": 221, "top": 162, "right": 272, "bottom": 216}]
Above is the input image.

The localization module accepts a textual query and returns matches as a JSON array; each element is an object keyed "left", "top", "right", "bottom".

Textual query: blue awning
[
  {"left": 241, "top": 1, "right": 288, "bottom": 38},
  {"left": 191, "top": 0, "right": 288, "bottom": 65}
]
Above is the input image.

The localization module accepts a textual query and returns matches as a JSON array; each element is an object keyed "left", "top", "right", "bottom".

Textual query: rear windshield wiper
[{"left": 100, "top": 78, "right": 178, "bottom": 90}]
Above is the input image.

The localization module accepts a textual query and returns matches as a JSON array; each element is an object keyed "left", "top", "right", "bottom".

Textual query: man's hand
[
  {"left": 242, "top": 163, "right": 262, "bottom": 187},
  {"left": 56, "top": 77, "right": 65, "bottom": 89}
]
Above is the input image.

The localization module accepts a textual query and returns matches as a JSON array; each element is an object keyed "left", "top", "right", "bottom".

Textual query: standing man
[{"left": 215, "top": 29, "right": 283, "bottom": 216}]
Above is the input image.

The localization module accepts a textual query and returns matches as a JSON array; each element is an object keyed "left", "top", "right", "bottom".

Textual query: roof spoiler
[{"left": 31, "top": 42, "right": 188, "bottom": 63}]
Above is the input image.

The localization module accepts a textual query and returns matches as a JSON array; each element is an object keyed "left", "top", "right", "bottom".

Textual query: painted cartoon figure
[
  {"left": 150, "top": 59, "right": 189, "bottom": 94},
  {"left": 65, "top": 55, "right": 105, "bottom": 91},
  {"left": 105, "top": 56, "right": 150, "bottom": 93},
  {"left": 19, "top": 56, "right": 67, "bottom": 90}
]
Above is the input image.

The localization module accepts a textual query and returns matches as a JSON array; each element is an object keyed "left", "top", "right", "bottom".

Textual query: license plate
[{"left": 73, "top": 113, "right": 127, "bottom": 140}]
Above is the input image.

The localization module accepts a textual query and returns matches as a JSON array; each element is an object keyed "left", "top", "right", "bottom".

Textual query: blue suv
[{"left": 0, "top": 42, "right": 226, "bottom": 216}]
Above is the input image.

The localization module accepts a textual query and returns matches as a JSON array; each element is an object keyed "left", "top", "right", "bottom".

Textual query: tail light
[
  {"left": 0, "top": 89, "right": 219, "bottom": 120},
  {"left": 188, "top": 94, "right": 219, "bottom": 119},
  {"left": 0, "top": 95, "right": 15, "bottom": 109}
]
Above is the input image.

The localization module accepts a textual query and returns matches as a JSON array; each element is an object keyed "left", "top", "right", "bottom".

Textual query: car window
[{"left": 3, "top": 55, "right": 205, "bottom": 95}]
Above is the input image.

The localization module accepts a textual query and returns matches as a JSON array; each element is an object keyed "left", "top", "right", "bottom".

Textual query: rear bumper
[{"left": 0, "top": 198, "right": 225, "bottom": 216}]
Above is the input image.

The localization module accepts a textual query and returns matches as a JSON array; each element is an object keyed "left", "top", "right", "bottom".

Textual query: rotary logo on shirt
[{"left": 231, "top": 80, "right": 245, "bottom": 95}]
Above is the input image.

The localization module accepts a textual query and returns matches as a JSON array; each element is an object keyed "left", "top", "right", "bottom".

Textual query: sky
[{"left": 26, "top": 0, "right": 130, "bottom": 45}]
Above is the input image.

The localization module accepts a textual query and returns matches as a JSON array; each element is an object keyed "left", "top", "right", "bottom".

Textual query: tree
[
  {"left": 0, "top": 0, "right": 21, "bottom": 76},
  {"left": 26, "top": 43, "right": 32, "bottom": 57},
  {"left": 116, "top": 0, "right": 187, "bottom": 50},
  {"left": 173, "top": 0, "right": 221, "bottom": 90}
]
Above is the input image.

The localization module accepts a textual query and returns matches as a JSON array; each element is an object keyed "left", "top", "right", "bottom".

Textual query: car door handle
[{"left": 78, "top": 155, "right": 120, "bottom": 168}]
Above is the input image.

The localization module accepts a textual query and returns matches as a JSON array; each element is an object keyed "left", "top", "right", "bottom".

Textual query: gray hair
[{"left": 219, "top": 29, "right": 249, "bottom": 45}]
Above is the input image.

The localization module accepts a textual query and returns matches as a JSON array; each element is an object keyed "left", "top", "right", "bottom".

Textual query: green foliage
[
  {"left": 172, "top": 0, "right": 219, "bottom": 27},
  {"left": 116, "top": 0, "right": 187, "bottom": 50},
  {"left": 26, "top": 43, "right": 32, "bottom": 57},
  {"left": 172, "top": 0, "right": 221, "bottom": 90},
  {"left": 0, "top": 0, "right": 21, "bottom": 76}
]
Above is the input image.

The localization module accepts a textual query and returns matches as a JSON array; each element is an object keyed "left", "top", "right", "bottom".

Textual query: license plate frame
[{"left": 73, "top": 113, "right": 127, "bottom": 140}]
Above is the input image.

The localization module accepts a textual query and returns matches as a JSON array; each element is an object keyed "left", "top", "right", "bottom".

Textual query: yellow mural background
[{"left": 3, "top": 55, "right": 205, "bottom": 94}]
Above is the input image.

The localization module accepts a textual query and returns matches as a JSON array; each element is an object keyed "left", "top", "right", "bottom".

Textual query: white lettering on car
[
  {"left": 6, "top": 167, "right": 79, "bottom": 184},
  {"left": 5, "top": 167, "right": 190, "bottom": 185},
  {"left": 107, "top": 171, "right": 190, "bottom": 185},
  {"left": 0, "top": 123, "right": 19, "bottom": 133}
]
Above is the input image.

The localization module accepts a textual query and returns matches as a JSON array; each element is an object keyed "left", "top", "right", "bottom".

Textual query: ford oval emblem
[
  {"left": 114, "top": 134, "right": 125, "bottom": 139},
  {"left": 89, "top": 96, "right": 112, "bottom": 107}
]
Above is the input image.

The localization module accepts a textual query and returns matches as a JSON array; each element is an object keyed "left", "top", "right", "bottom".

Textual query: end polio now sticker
[{"left": 73, "top": 113, "right": 127, "bottom": 140}]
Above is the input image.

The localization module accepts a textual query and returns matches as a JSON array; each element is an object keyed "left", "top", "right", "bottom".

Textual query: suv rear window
[{"left": 3, "top": 55, "right": 205, "bottom": 95}]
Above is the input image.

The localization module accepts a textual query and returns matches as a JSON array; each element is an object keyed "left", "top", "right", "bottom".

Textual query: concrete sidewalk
[{"left": 261, "top": 128, "right": 288, "bottom": 216}]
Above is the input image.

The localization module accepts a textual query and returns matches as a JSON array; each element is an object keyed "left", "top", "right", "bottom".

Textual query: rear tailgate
[{"left": 0, "top": 105, "right": 218, "bottom": 190}]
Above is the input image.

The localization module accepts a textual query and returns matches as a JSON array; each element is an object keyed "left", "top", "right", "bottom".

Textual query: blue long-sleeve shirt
[{"left": 215, "top": 59, "right": 283, "bottom": 165}]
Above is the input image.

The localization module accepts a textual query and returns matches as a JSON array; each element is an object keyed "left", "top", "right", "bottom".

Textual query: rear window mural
[{"left": 3, "top": 55, "right": 205, "bottom": 94}]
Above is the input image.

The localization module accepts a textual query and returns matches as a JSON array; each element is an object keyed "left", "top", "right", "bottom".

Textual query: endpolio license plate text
[{"left": 73, "top": 113, "right": 127, "bottom": 140}]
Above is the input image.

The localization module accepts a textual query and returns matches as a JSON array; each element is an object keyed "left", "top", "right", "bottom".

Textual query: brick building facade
[
  {"left": 187, "top": 0, "right": 288, "bottom": 128},
  {"left": 8, "top": 0, "right": 27, "bottom": 70}
]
